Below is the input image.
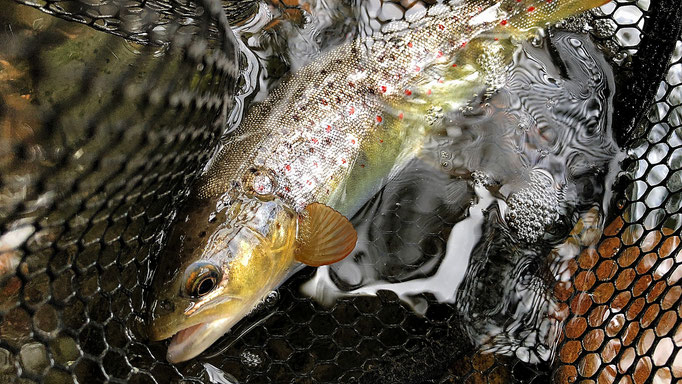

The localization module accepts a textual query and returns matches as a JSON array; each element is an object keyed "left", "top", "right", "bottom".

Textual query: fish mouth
[{"left": 166, "top": 316, "right": 240, "bottom": 363}]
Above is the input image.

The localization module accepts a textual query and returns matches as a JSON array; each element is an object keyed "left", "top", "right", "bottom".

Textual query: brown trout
[{"left": 148, "top": 0, "right": 609, "bottom": 363}]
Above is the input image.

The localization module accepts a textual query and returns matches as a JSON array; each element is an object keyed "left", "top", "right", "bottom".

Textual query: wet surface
[
  {"left": 0, "top": 0, "right": 681, "bottom": 383},
  {"left": 303, "top": 28, "right": 619, "bottom": 365}
]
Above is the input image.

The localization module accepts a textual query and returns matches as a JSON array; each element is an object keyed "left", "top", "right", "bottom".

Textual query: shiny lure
[{"left": 148, "top": 0, "right": 609, "bottom": 363}]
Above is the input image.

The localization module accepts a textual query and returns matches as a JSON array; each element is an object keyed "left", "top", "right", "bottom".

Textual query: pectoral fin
[{"left": 295, "top": 203, "right": 357, "bottom": 266}]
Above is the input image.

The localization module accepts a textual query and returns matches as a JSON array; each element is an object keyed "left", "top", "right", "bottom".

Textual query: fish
[{"left": 147, "top": 0, "right": 611, "bottom": 363}]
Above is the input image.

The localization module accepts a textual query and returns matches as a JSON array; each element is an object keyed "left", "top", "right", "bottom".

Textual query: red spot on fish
[
  {"left": 349, "top": 106, "right": 355, "bottom": 115},
  {"left": 379, "top": 139, "right": 384, "bottom": 143},
  {"left": 398, "top": 112, "right": 404, "bottom": 120},
  {"left": 516, "top": 0, "right": 522, "bottom": 2},
  {"left": 452, "top": 63, "right": 458, "bottom": 67},
  {"left": 341, "top": 158, "right": 347, "bottom": 164},
  {"left": 381, "top": 85, "right": 387, "bottom": 93},
  {"left": 438, "top": 78, "right": 444, "bottom": 84},
  {"left": 285, "top": 164, "right": 291, "bottom": 171},
  {"left": 438, "top": 24, "right": 444, "bottom": 30},
  {"left": 547, "top": 0, "right": 552, "bottom": 2},
  {"left": 285, "top": 186, "right": 291, "bottom": 192},
  {"left": 407, "top": 41, "right": 413, "bottom": 47},
  {"left": 326, "top": 125, "right": 331, "bottom": 132},
  {"left": 527, "top": 6, "right": 535, "bottom": 11},
  {"left": 313, "top": 162, "right": 318, "bottom": 166},
  {"left": 414, "top": 65, "right": 421, "bottom": 72},
  {"left": 461, "top": 41, "right": 467, "bottom": 47},
  {"left": 376, "top": 115, "right": 383, "bottom": 123},
  {"left": 311, "top": 138, "right": 318, "bottom": 144},
  {"left": 307, "top": 180, "right": 312, "bottom": 185},
  {"left": 436, "top": 51, "right": 443, "bottom": 58},
  {"left": 258, "top": 186, "right": 264, "bottom": 192},
  {"left": 500, "top": 20, "right": 508, "bottom": 26},
  {"left": 351, "top": 139, "right": 356, "bottom": 144},
  {"left": 404, "top": 89, "right": 412, "bottom": 96},
  {"left": 494, "top": 38, "right": 499, "bottom": 41},
  {"left": 427, "top": 89, "right": 432, "bottom": 95}
]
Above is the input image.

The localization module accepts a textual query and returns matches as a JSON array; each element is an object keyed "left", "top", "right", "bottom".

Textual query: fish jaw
[
  {"left": 147, "top": 295, "right": 240, "bottom": 344},
  {"left": 166, "top": 316, "right": 242, "bottom": 364}
]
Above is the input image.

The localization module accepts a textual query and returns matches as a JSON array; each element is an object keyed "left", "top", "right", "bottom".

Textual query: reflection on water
[
  {"left": 302, "top": 30, "right": 620, "bottom": 363},
  {"left": 233, "top": 0, "right": 355, "bottom": 103},
  {"left": 204, "top": 362, "right": 240, "bottom": 384}
]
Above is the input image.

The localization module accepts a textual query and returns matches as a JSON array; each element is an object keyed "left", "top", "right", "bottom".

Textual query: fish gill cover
[{"left": 0, "top": 0, "right": 681, "bottom": 383}]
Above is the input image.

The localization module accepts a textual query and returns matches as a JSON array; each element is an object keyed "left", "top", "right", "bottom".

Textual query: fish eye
[{"left": 184, "top": 263, "right": 222, "bottom": 298}]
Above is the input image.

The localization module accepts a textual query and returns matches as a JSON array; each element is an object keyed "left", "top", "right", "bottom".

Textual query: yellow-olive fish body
[{"left": 148, "top": 0, "right": 609, "bottom": 363}]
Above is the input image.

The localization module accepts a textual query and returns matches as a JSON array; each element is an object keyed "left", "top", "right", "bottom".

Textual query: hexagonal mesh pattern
[
  {"left": 553, "top": 30, "right": 682, "bottom": 384},
  {"left": 13, "top": 0, "right": 257, "bottom": 44},
  {"left": 0, "top": 0, "right": 680, "bottom": 383},
  {"left": 0, "top": 1, "right": 239, "bottom": 382}
]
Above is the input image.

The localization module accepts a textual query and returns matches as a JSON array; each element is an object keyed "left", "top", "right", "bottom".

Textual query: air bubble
[
  {"left": 240, "top": 350, "right": 262, "bottom": 367},
  {"left": 517, "top": 113, "right": 536, "bottom": 132},
  {"left": 505, "top": 170, "right": 561, "bottom": 242}
]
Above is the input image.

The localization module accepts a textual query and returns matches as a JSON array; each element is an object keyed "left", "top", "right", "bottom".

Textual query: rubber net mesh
[{"left": 0, "top": 0, "right": 680, "bottom": 383}]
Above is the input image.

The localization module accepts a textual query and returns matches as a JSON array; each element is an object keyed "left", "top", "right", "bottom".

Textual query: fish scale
[{"left": 197, "top": 0, "right": 550, "bottom": 215}]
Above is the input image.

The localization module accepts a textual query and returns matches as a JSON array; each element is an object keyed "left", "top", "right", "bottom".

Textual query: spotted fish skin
[{"left": 199, "top": 1, "right": 511, "bottom": 215}]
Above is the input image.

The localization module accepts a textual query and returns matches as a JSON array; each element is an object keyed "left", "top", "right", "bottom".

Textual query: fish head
[{"left": 147, "top": 197, "right": 298, "bottom": 363}]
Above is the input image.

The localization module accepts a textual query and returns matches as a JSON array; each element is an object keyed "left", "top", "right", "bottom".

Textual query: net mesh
[
  {"left": 553, "top": 23, "right": 682, "bottom": 384},
  {"left": 0, "top": 0, "right": 680, "bottom": 383}
]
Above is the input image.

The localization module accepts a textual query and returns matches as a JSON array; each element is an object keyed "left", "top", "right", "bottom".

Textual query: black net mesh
[
  {"left": 12, "top": 0, "right": 257, "bottom": 45},
  {"left": 0, "top": 0, "right": 680, "bottom": 383}
]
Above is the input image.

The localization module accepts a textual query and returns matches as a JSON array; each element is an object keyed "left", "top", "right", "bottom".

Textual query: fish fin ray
[{"left": 295, "top": 203, "right": 357, "bottom": 267}]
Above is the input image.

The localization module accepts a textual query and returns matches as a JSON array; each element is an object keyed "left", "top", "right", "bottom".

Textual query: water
[
  {"left": 204, "top": 362, "right": 240, "bottom": 383},
  {"left": 0, "top": 0, "right": 647, "bottom": 381},
  {"left": 296, "top": 29, "right": 620, "bottom": 363}
]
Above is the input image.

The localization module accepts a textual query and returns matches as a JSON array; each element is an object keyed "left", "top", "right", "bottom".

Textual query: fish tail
[{"left": 503, "top": 0, "right": 611, "bottom": 30}]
